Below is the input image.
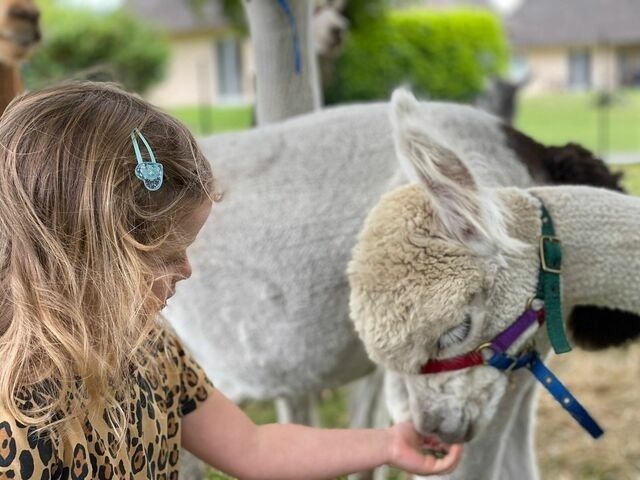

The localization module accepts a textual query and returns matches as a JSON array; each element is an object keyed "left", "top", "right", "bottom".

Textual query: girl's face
[{"left": 151, "top": 200, "right": 212, "bottom": 310}]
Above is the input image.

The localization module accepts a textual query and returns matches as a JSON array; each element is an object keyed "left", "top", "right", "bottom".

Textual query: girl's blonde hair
[{"left": 0, "top": 81, "right": 216, "bottom": 440}]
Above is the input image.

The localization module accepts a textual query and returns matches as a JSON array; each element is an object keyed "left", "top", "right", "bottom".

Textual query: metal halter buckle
[
  {"left": 475, "top": 342, "right": 494, "bottom": 364},
  {"left": 539, "top": 235, "right": 561, "bottom": 274}
]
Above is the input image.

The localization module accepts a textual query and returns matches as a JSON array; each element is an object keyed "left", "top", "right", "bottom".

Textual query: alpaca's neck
[
  {"left": 0, "top": 62, "right": 22, "bottom": 114},
  {"left": 528, "top": 186, "right": 640, "bottom": 314},
  {"left": 446, "top": 371, "right": 540, "bottom": 480}
]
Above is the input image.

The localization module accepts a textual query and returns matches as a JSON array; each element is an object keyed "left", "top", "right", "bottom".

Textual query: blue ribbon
[{"left": 277, "top": 0, "right": 302, "bottom": 74}]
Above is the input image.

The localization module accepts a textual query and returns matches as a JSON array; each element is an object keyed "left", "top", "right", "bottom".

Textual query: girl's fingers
[
  {"left": 391, "top": 421, "right": 464, "bottom": 475},
  {"left": 424, "top": 443, "right": 464, "bottom": 475},
  {"left": 400, "top": 441, "right": 463, "bottom": 475},
  {"left": 422, "top": 434, "right": 450, "bottom": 453}
]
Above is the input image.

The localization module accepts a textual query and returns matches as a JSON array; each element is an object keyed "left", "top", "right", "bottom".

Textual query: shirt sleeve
[
  {"left": 164, "top": 330, "right": 215, "bottom": 417},
  {"left": 0, "top": 414, "right": 60, "bottom": 478}
]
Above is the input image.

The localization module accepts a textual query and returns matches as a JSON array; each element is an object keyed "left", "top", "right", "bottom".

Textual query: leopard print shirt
[{"left": 0, "top": 329, "right": 214, "bottom": 479}]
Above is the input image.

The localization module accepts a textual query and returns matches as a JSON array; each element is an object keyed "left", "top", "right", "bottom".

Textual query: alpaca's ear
[{"left": 390, "top": 88, "right": 508, "bottom": 257}]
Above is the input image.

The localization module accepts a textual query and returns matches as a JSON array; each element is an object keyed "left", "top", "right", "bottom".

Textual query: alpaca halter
[
  {"left": 419, "top": 198, "right": 604, "bottom": 439},
  {"left": 277, "top": 0, "right": 302, "bottom": 74}
]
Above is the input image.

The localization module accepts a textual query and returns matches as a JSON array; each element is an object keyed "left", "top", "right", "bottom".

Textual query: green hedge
[
  {"left": 325, "top": 9, "right": 508, "bottom": 104},
  {"left": 24, "top": 6, "right": 169, "bottom": 93}
]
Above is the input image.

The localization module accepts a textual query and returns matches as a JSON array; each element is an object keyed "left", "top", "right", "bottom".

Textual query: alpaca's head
[
  {"left": 312, "top": 0, "right": 349, "bottom": 57},
  {"left": 348, "top": 89, "right": 542, "bottom": 443},
  {"left": 0, "top": 0, "right": 40, "bottom": 64}
]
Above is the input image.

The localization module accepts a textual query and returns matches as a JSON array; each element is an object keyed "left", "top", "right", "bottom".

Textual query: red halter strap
[
  {"left": 420, "top": 308, "right": 545, "bottom": 374},
  {"left": 420, "top": 350, "right": 485, "bottom": 374}
]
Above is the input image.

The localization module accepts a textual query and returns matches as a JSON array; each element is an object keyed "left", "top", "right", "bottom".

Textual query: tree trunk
[{"left": 244, "top": 0, "right": 321, "bottom": 125}]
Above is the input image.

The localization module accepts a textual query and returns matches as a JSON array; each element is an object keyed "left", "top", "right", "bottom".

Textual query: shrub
[
  {"left": 24, "top": 6, "right": 169, "bottom": 93},
  {"left": 325, "top": 8, "right": 508, "bottom": 104}
]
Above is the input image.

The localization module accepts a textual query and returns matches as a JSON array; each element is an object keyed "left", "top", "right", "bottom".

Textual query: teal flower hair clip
[{"left": 131, "top": 128, "right": 164, "bottom": 191}]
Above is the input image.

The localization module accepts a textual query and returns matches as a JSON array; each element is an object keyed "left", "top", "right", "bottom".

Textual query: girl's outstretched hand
[{"left": 387, "top": 421, "right": 463, "bottom": 476}]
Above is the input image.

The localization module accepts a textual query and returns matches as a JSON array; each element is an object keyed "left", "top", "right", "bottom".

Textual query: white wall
[
  {"left": 145, "top": 33, "right": 254, "bottom": 108},
  {"left": 517, "top": 46, "right": 568, "bottom": 94},
  {"left": 516, "top": 44, "right": 635, "bottom": 94},
  {"left": 592, "top": 45, "right": 619, "bottom": 91}
]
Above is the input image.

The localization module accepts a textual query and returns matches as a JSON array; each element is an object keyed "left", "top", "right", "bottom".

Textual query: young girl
[{"left": 0, "top": 81, "right": 462, "bottom": 479}]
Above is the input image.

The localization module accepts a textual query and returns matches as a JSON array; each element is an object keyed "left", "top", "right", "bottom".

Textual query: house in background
[
  {"left": 422, "top": 0, "right": 640, "bottom": 94},
  {"left": 125, "top": 0, "right": 254, "bottom": 108},
  {"left": 507, "top": 0, "right": 640, "bottom": 94}
]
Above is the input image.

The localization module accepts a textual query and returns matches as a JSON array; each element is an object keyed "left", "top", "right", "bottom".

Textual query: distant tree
[
  {"left": 325, "top": 8, "right": 508, "bottom": 104},
  {"left": 187, "top": 0, "right": 246, "bottom": 32},
  {"left": 341, "top": 0, "right": 388, "bottom": 29},
  {"left": 24, "top": 4, "right": 169, "bottom": 93}
]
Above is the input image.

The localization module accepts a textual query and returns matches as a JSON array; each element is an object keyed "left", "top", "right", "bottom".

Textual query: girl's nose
[{"left": 180, "top": 258, "right": 193, "bottom": 279}]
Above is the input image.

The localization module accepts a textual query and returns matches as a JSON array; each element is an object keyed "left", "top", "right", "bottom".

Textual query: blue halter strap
[
  {"left": 488, "top": 350, "right": 604, "bottom": 439},
  {"left": 277, "top": 0, "right": 302, "bottom": 74}
]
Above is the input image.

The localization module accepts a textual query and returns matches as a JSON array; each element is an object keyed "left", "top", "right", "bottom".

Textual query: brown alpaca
[{"left": 0, "top": 0, "right": 40, "bottom": 114}]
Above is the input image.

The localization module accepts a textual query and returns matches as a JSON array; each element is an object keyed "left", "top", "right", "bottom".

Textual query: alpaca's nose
[
  {"left": 330, "top": 26, "right": 343, "bottom": 43},
  {"left": 428, "top": 421, "right": 474, "bottom": 444},
  {"left": 416, "top": 408, "right": 474, "bottom": 444}
]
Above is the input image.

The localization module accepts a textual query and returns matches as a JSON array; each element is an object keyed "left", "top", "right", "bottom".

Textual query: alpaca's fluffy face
[
  {"left": 348, "top": 184, "right": 532, "bottom": 443},
  {"left": 349, "top": 185, "right": 488, "bottom": 372},
  {"left": 312, "top": 5, "right": 349, "bottom": 57},
  {"left": 390, "top": 367, "right": 508, "bottom": 444}
]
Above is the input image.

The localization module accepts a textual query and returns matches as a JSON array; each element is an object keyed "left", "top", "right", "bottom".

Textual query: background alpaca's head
[
  {"left": 0, "top": 0, "right": 39, "bottom": 64},
  {"left": 348, "top": 89, "right": 543, "bottom": 442},
  {"left": 312, "top": 0, "right": 349, "bottom": 58}
]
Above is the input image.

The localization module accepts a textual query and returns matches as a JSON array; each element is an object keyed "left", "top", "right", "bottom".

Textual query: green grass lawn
[
  {"left": 169, "top": 90, "right": 640, "bottom": 156},
  {"left": 515, "top": 90, "right": 640, "bottom": 154},
  {"left": 168, "top": 105, "right": 253, "bottom": 136},
  {"left": 615, "top": 163, "right": 640, "bottom": 194}
]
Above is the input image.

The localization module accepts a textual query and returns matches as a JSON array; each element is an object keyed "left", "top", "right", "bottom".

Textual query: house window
[
  {"left": 618, "top": 48, "right": 640, "bottom": 87},
  {"left": 216, "top": 37, "right": 242, "bottom": 102},
  {"left": 568, "top": 49, "right": 591, "bottom": 90},
  {"left": 509, "top": 54, "right": 530, "bottom": 82}
]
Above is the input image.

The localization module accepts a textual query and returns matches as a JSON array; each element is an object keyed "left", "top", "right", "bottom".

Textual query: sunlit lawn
[
  {"left": 516, "top": 90, "right": 640, "bottom": 154},
  {"left": 169, "top": 91, "right": 640, "bottom": 155},
  {"left": 168, "top": 105, "right": 253, "bottom": 136},
  {"left": 617, "top": 163, "right": 640, "bottom": 194}
]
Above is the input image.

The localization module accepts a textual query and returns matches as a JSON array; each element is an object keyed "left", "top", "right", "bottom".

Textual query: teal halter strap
[{"left": 535, "top": 198, "right": 572, "bottom": 354}]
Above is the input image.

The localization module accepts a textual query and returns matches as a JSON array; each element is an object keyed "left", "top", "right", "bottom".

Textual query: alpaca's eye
[{"left": 437, "top": 316, "right": 472, "bottom": 350}]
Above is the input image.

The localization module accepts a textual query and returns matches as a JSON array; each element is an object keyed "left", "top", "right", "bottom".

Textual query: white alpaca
[
  {"left": 166, "top": 98, "right": 539, "bottom": 401},
  {"left": 175, "top": 92, "right": 569, "bottom": 480},
  {"left": 348, "top": 91, "right": 640, "bottom": 479},
  {"left": 166, "top": 90, "right": 622, "bottom": 432}
]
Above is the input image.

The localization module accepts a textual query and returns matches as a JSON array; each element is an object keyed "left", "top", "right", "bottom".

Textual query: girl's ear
[{"left": 390, "top": 88, "right": 511, "bottom": 258}]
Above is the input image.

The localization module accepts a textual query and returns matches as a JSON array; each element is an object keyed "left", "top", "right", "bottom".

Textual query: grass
[
  {"left": 167, "top": 105, "right": 253, "bottom": 136},
  {"left": 535, "top": 344, "right": 640, "bottom": 480},
  {"left": 515, "top": 90, "right": 640, "bottom": 154},
  {"left": 616, "top": 163, "right": 640, "bottom": 194},
  {"left": 168, "top": 90, "right": 640, "bottom": 156}
]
